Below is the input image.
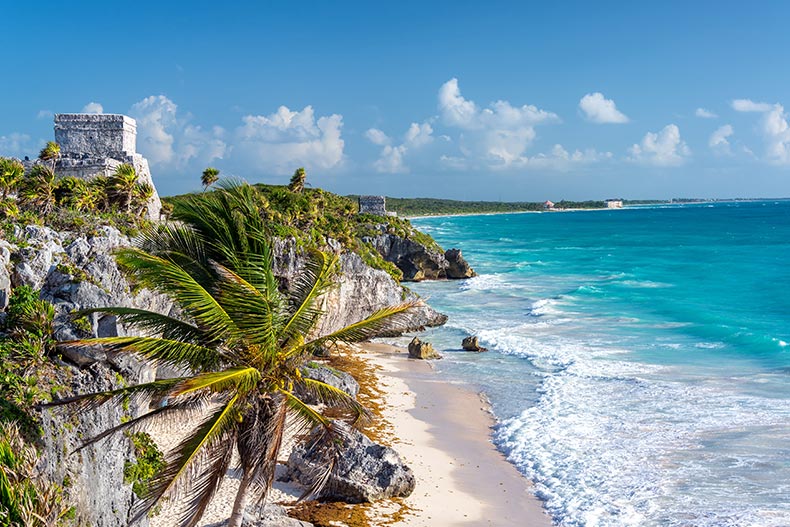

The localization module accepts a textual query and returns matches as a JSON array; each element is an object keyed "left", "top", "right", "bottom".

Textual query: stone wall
[
  {"left": 359, "top": 195, "right": 388, "bottom": 216},
  {"left": 55, "top": 114, "right": 136, "bottom": 159},
  {"left": 50, "top": 113, "right": 162, "bottom": 220}
]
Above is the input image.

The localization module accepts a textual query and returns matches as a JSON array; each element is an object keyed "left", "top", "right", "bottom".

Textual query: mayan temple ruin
[{"left": 48, "top": 113, "right": 162, "bottom": 219}]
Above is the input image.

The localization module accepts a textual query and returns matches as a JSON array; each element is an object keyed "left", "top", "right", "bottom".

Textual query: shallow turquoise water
[{"left": 405, "top": 202, "right": 790, "bottom": 527}]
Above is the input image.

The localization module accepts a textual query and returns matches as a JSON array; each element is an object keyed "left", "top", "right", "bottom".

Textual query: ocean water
[{"left": 404, "top": 202, "right": 790, "bottom": 527}]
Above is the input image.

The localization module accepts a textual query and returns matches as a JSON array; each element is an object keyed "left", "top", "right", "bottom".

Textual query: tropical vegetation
[
  {"left": 0, "top": 151, "right": 155, "bottom": 236},
  {"left": 47, "top": 182, "right": 418, "bottom": 527}
]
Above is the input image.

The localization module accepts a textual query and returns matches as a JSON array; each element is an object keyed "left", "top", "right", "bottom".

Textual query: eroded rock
[
  {"left": 408, "top": 337, "right": 441, "bottom": 360},
  {"left": 284, "top": 423, "right": 415, "bottom": 503}
]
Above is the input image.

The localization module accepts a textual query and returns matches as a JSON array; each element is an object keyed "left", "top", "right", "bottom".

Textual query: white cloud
[
  {"left": 732, "top": 99, "right": 773, "bottom": 113},
  {"left": 628, "top": 124, "right": 690, "bottom": 166},
  {"left": 36, "top": 110, "right": 53, "bottom": 120},
  {"left": 404, "top": 122, "right": 434, "bottom": 148},
  {"left": 82, "top": 102, "right": 104, "bottom": 114},
  {"left": 695, "top": 108, "right": 718, "bottom": 119},
  {"left": 579, "top": 92, "right": 629, "bottom": 124},
  {"left": 527, "top": 144, "right": 613, "bottom": 170},
  {"left": 364, "top": 128, "right": 390, "bottom": 146},
  {"left": 437, "top": 78, "right": 559, "bottom": 167},
  {"left": 234, "top": 105, "right": 344, "bottom": 173},
  {"left": 130, "top": 95, "right": 227, "bottom": 169},
  {"left": 709, "top": 124, "right": 734, "bottom": 155},
  {"left": 0, "top": 132, "right": 32, "bottom": 158},
  {"left": 370, "top": 121, "right": 434, "bottom": 173},
  {"left": 731, "top": 99, "right": 790, "bottom": 164}
]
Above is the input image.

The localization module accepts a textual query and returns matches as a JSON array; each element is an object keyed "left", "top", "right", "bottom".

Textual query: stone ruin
[
  {"left": 358, "top": 195, "right": 396, "bottom": 217},
  {"left": 33, "top": 114, "right": 161, "bottom": 220}
]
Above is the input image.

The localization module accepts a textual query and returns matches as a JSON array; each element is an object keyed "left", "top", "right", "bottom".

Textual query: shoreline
[{"left": 357, "top": 342, "right": 553, "bottom": 526}]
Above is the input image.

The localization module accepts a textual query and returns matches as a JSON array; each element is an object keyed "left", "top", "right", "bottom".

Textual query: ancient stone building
[
  {"left": 358, "top": 195, "right": 395, "bottom": 216},
  {"left": 51, "top": 114, "right": 162, "bottom": 219}
]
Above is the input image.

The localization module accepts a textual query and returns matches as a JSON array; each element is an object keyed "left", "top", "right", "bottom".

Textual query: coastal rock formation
[
  {"left": 408, "top": 337, "right": 442, "bottom": 360},
  {"left": 462, "top": 335, "right": 487, "bottom": 352},
  {"left": 284, "top": 423, "right": 415, "bottom": 503},
  {"left": 363, "top": 232, "right": 476, "bottom": 281},
  {"left": 272, "top": 238, "right": 447, "bottom": 335},
  {"left": 445, "top": 248, "right": 477, "bottom": 279},
  {"left": 296, "top": 363, "right": 360, "bottom": 404}
]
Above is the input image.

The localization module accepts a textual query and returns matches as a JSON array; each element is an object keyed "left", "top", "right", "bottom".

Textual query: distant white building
[
  {"left": 544, "top": 200, "right": 555, "bottom": 210},
  {"left": 605, "top": 199, "right": 623, "bottom": 209}
]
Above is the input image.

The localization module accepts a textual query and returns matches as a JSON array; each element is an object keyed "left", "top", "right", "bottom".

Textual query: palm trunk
[{"left": 228, "top": 469, "right": 253, "bottom": 527}]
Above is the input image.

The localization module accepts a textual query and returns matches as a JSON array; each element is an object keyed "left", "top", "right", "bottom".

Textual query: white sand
[{"left": 146, "top": 342, "right": 553, "bottom": 526}]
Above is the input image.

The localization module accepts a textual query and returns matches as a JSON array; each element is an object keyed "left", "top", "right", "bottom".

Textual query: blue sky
[{"left": 2, "top": 1, "right": 790, "bottom": 200}]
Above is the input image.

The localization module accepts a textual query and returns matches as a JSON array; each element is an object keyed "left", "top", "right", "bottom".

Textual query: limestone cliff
[
  {"left": 363, "top": 231, "right": 476, "bottom": 281},
  {"left": 0, "top": 224, "right": 446, "bottom": 524}
]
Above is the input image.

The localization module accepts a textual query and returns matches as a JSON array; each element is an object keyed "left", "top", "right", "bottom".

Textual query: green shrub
[{"left": 123, "top": 432, "right": 165, "bottom": 499}]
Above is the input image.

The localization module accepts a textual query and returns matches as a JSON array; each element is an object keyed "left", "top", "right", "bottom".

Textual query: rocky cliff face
[
  {"left": 363, "top": 232, "right": 476, "bottom": 281},
  {"left": 272, "top": 238, "right": 447, "bottom": 335},
  {"left": 0, "top": 225, "right": 447, "bottom": 524}
]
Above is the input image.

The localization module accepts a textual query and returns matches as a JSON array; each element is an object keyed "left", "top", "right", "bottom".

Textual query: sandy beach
[
  {"left": 358, "top": 342, "right": 552, "bottom": 527},
  {"left": 148, "top": 341, "right": 552, "bottom": 526}
]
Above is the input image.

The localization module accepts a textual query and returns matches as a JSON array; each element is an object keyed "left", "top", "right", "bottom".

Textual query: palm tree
[
  {"left": 49, "top": 182, "right": 417, "bottom": 527},
  {"left": 288, "top": 168, "right": 306, "bottom": 193},
  {"left": 108, "top": 163, "right": 138, "bottom": 213},
  {"left": 38, "top": 142, "right": 60, "bottom": 171},
  {"left": 18, "top": 165, "right": 57, "bottom": 215},
  {"left": 0, "top": 157, "right": 24, "bottom": 199},
  {"left": 201, "top": 167, "right": 220, "bottom": 191}
]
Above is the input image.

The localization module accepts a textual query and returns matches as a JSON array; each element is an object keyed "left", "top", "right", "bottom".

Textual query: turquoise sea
[{"left": 405, "top": 202, "right": 790, "bottom": 527}]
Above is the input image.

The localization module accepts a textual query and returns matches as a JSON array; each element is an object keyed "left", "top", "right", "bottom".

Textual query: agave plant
[
  {"left": 0, "top": 157, "right": 24, "bottom": 199},
  {"left": 17, "top": 165, "right": 57, "bottom": 215},
  {"left": 49, "top": 182, "right": 417, "bottom": 527}
]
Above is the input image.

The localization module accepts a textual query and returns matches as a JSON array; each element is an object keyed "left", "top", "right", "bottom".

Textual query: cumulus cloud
[
  {"left": 695, "top": 108, "right": 717, "bottom": 119},
  {"left": 437, "top": 78, "right": 559, "bottom": 167},
  {"left": 628, "top": 124, "right": 690, "bottom": 166},
  {"left": 369, "top": 121, "right": 434, "bottom": 173},
  {"left": 36, "top": 110, "right": 53, "bottom": 120},
  {"left": 82, "top": 102, "right": 104, "bottom": 114},
  {"left": 731, "top": 99, "right": 790, "bottom": 163},
  {"left": 527, "top": 144, "right": 613, "bottom": 170},
  {"left": 732, "top": 99, "right": 773, "bottom": 113},
  {"left": 364, "top": 128, "right": 390, "bottom": 146},
  {"left": 709, "top": 124, "right": 734, "bottom": 155},
  {"left": 234, "top": 105, "right": 344, "bottom": 173},
  {"left": 0, "top": 132, "right": 32, "bottom": 158},
  {"left": 130, "top": 95, "right": 226, "bottom": 169},
  {"left": 579, "top": 92, "right": 629, "bottom": 124}
]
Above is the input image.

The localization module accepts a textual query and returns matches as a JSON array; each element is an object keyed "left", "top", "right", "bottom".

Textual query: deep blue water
[{"left": 402, "top": 202, "right": 790, "bottom": 527}]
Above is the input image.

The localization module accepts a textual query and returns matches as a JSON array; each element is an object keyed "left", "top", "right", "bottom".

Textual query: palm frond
[
  {"left": 58, "top": 336, "right": 223, "bottom": 371},
  {"left": 236, "top": 395, "right": 287, "bottom": 506},
  {"left": 170, "top": 367, "right": 261, "bottom": 396},
  {"left": 41, "top": 377, "right": 185, "bottom": 413},
  {"left": 74, "top": 306, "right": 212, "bottom": 346},
  {"left": 211, "top": 263, "right": 281, "bottom": 353},
  {"left": 295, "top": 378, "right": 370, "bottom": 427},
  {"left": 293, "top": 301, "right": 420, "bottom": 357},
  {"left": 279, "top": 250, "right": 337, "bottom": 346},
  {"left": 73, "top": 393, "right": 209, "bottom": 454},
  {"left": 114, "top": 248, "right": 238, "bottom": 343},
  {"left": 131, "top": 394, "right": 241, "bottom": 525}
]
